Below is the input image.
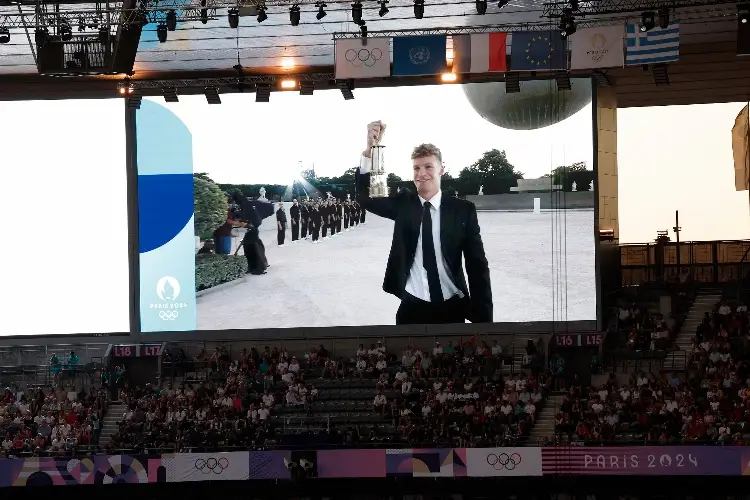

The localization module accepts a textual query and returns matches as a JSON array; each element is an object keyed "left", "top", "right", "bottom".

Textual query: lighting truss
[
  {"left": 542, "top": 0, "right": 736, "bottom": 18},
  {"left": 130, "top": 72, "right": 334, "bottom": 90}
]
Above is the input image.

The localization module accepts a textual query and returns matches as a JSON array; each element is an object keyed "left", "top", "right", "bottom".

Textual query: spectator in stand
[{"left": 0, "top": 386, "right": 105, "bottom": 457}]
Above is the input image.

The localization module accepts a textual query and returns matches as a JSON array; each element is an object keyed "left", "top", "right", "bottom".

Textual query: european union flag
[
  {"left": 392, "top": 35, "right": 447, "bottom": 76},
  {"left": 510, "top": 30, "right": 567, "bottom": 71}
]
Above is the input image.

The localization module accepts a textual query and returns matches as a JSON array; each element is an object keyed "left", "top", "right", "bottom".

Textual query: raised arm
[
  {"left": 356, "top": 120, "right": 397, "bottom": 220},
  {"left": 463, "top": 203, "right": 493, "bottom": 323}
]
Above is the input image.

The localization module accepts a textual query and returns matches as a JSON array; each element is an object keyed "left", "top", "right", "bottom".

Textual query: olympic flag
[
  {"left": 334, "top": 37, "right": 391, "bottom": 80},
  {"left": 466, "top": 447, "right": 542, "bottom": 477},
  {"left": 165, "top": 452, "right": 250, "bottom": 482}
]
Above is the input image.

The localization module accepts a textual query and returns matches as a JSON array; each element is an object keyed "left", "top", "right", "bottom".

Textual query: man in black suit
[
  {"left": 357, "top": 120, "right": 492, "bottom": 325},
  {"left": 290, "top": 199, "right": 300, "bottom": 242}
]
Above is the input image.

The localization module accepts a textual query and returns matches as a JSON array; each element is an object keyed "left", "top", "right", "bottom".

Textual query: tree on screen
[
  {"left": 544, "top": 161, "right": 594, "bottom": 192},
  {"left": 458, "top": 149, "right": 524, "bottom": 195},
  {"left": 194, "top": 177, "right": 228, "bottom": 238}
]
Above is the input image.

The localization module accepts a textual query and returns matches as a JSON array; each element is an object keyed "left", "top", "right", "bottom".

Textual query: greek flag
[{"left": 625, "top": 21, "right": 680, "bottom": 65}]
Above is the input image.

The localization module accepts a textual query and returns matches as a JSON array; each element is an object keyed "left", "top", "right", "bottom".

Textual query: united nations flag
[{"left": 510, "top": 31, "right": 566, "bottom": 71}]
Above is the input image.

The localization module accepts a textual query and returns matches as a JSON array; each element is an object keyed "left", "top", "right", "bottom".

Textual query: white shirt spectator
[{"left": 433, "top": 344, "right": 443, "bottom": 356}]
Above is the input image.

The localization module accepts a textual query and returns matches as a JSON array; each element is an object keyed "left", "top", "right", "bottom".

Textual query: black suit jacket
[{"left": 357, "top": 169, "right": 493, "bottom": 323}]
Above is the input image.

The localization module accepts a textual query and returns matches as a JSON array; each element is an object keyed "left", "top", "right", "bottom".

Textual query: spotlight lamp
[
  {"left": 165, "top": 9, "right": 177, "bottom": 31},
  {"left": 640, "top": 11, "right": 655, "bottom": 32},
  {"left": 0, "top": 27, "right": 10, "bottom": 44},
  {"left": 351, "top": 1, "right": 363, "bottom": 25},
  {"left": 315, "top": 1, "right": 327, "bottom": 20},
  {"left": 379, "top": 0, "right": 389, "bottom": 17},
  {"left": 257, "top": 6, "right": 268, "bottom": 22},
  {"left": 228, "top": 8, "right": 239, "bottom": 28},
  {"left": 476, "top": 0, "right": 487, "bottom": 14},
  {"left": 59, "top": 22, "right": 72, "bottom": 41},
  {"left": 414, "top": 0, "right": 424, "bottom": 19},
  {"left": 658, "top": 6, "right": 670, "bottom": 28},
  {"left": 559, "top": 9, "right": 576, "bottom": 37},
  {"left": 157, "top": 23, "right": 168, "bottom": 42},
  {"left": 290, "top": 4, "right": 301, "bottom": 26}
]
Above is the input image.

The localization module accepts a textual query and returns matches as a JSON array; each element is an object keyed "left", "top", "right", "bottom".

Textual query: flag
[
  {"left": 334, "top": 37, "right": 391, "bottom": 79},
  {"left": 570, "top": 25, "right": 624, "bottom": 69},
  {"left": 452, "top": 33, "right": 507, "bottom": 73},
  {"left": 392, "top": 35, "right": 447, "bottom": 76},
  {"left": 625, "top": 21, "right": 680, "bottom": 65},
  {"left": 510, "top": 30, "right": 566, "bottom": 71}
]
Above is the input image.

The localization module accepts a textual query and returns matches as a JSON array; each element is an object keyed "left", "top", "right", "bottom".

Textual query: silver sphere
[{"left": 462, "top": 78, "right": 592, "bottom": 131}]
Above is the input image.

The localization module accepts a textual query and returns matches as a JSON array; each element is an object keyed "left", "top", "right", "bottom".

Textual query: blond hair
[{"left": 411, "top": 143, "right": 442, "bottom": 164}]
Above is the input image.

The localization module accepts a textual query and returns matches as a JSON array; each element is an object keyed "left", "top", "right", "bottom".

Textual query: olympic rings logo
[
  {"left": 194, "top": 457, "right": 230, "bottom": 474},
  {"left": 486, "top": 452, "right": 522, "bottom": 470},
  {"left": 344, "top": 47, "right": 383, "bottom": 68},
  {"left": 159, "top": 310, "right": 179, "bottom": 321}
]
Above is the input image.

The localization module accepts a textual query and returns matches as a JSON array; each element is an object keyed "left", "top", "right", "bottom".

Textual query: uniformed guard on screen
[
  {"left": 356, "top": 120, "right": 493, "bottom": 325},
  {"left": 276, "top": 203, "right": 287, "bottom": 247},
  {"left": 300, "top": 201, "right": 309, "bottom": 239},
  {"left": 290, "top": 199, "right": 301, "bottom": 242}
]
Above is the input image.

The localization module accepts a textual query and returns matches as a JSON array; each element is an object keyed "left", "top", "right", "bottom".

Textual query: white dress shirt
[{"left": 360, "top": 155, "right": 461, "bottom": 302}]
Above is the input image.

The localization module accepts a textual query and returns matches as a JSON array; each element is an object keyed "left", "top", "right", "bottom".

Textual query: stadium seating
[{"left": 549, "top": 295, "right": 750, "bottom": 445}]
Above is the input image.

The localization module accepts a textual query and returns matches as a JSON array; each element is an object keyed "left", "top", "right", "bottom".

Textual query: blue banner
[
  {"left": 510, "top": 30, "right": 567, "bottom": 71},
  {"left": 136, "top": 99, "right": 197, "bottom": 333},
  {"left": 392, "top": 35, "right": 447, "bottom": 76}
]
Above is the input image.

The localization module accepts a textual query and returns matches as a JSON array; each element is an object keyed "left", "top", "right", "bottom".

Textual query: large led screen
[
  {"left": 136, "top": 79, "right": 595, "bottom": 332},
  {"left": 0, "top": 99, "right": 130, "bottom": 336}
]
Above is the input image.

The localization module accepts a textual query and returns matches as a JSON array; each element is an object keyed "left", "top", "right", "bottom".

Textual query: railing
[{"left": 604, "top": 348, "right": 688, "bottom": 374}]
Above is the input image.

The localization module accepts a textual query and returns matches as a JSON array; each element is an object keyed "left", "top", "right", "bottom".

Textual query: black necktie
[{"left": 422, "top": 202, "right": 444, "bottom": 303}]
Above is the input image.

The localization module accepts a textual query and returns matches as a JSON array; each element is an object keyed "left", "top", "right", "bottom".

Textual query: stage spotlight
[
  {"left": 658, "top": 6, "right": 670, "bottom": 28},
  {"left": 162, "top": 87, "right": 179, "bottom": 102},
  {"left": 166, "top": 9, "right": 177, "bottom": 31},
  {"left": 640, "top": 11, "right": 655, "bottom": 32},
  {"left": 741, "top": 3, "right": 750, "bottom": 24},
  {"left": 257, "top": 7, "right": 267, "bottom": 22},
  {"left": 290, "top": 4, "right": 300, "bottom": 25},
  {"left": 476, "top": 0, "right": 487, "bottom": 14},
  {"left": 360, "top": 22, "right": 367, "bottom": 38},
  {"left": 351, "top": 1, "right": 363, "bottom": 24},
  {"left": 414, "top": 0, "right": 424, "bottom": 19},
  {"left": 98, "top": 27, "right": 109, "bottom": 43},
  {"left": 559, "top": 9, "right": 576, "bottom": 37},
  {"left": 570, "top": 0, "right": 578, "bottom": 10},
  {"left": 379, "top": 0, "right": 388, "bottom": 17},
  {"left": 205, "top": 86, "right": 221, "bottom": 104},
  {"left": 440, "top": 72, "right": 458, "bottom": 83},
  {"left": 35, "top": 27, "right": 49, "bottom": 47},
  {"left": 0, "top": 27, "right": 10, "bottom": 44},
  {"left": 157, "top": 23, "right": 168, "bottom": 42},
  {"left": 228, "top": 8, "right": 239, "bottom": 28},
  {"left": 59, "top": 22, "right": 72, "bottom": 41},
  {"left": 316, "top": 1, "right": 327, "bottom": 20}
]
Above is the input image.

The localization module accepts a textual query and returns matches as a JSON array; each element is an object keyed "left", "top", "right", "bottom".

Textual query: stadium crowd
[
  {"left": 4, "top": 295, "right": 750, "bottom": 456},
  {"left": 0, "top": 384, "right": 106, "bottom": 457},
  {"left": 554, "top": 296, "right": 750, "bottom": 445},
  {"left": 103, "top": 338, "right": 552, "bottom": 451}
]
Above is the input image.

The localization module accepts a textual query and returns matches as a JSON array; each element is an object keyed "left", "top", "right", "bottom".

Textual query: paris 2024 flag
[
  {"left": 335, "top": 37, "right": 391, "bottom": 80},
  {"left": 570, "top": 25, "right": 625, "bottom": 70}
]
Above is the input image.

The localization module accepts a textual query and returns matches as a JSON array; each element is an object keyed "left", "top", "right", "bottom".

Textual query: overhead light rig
[
  {"left": 129, "top": 71, "right": 334, "bottom": 90},
  {"left": 541, "top": 0, "right": 734, "bottom": 18}
]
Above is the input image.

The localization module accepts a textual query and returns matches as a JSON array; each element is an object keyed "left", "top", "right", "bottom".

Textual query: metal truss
[
  {"left": 131, "top": 71, "right": 334, "bottom": 89},
  {"left": 542, "top": 0, "right": 737, "bottom": 18}
]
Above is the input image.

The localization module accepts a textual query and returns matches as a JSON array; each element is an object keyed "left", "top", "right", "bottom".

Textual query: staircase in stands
[
  {"left": 665, "top": 289, "right": 723, "bottom": 371},
  {"left": 526, "top": 392, "right": 566, "bottom": 446},
  {"left": 98, "top": 400, "right": 124, "bottom": 449}
]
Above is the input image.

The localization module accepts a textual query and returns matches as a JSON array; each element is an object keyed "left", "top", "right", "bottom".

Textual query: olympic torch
[{"left": 369, "top": 124, "right": 388, "bottom": 198}]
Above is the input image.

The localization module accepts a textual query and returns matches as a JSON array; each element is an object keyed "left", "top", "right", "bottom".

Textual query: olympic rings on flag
[{"left": 344, "top": 47, "right": 383, "bottom": 68}]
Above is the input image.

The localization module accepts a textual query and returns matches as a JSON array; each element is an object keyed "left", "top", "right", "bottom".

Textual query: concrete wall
[{"left": 466, "top": 191, "right": 595, "bottom": 211}]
